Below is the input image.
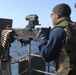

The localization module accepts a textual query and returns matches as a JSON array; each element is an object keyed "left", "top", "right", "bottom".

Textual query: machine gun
[
  {"left": 13, "top": 14, "right": 40, "bottom": 42},
  {"left": 0, "top": 14, "right": 51, "bottom": 61},
  {"left": 11, "top": 14, "right": 51, "bottom": 44},
  {"left": 0, "top": 14, "right": 51, "bottom": 75}
]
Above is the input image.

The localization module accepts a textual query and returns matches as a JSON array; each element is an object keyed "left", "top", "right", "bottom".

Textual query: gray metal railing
[{"left": 10, "top": 41, "right": 56, "bottom": 75}]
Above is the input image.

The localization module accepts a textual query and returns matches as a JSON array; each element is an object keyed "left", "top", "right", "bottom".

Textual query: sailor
[{"left": 37, "top": 3, "right": 76, "bottom": 75}]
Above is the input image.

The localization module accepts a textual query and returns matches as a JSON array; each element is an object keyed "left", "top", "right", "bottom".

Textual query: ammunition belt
[{"left": 1, "top": 30, "right": 13, "bottom": 48}]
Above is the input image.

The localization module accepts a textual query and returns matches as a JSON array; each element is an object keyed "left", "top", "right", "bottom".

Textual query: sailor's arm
[{"left": 38, "top": 27, "right": 66, "bottom": 62}]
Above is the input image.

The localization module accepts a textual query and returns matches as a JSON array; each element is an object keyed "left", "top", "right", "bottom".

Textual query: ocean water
[{"left": 10, "top": 40, "right": 56, "bottom": 75}]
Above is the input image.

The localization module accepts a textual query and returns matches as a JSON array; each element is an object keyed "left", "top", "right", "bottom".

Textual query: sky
[{"left": 0, "top": 0, "right": 76, "bottom": 28}]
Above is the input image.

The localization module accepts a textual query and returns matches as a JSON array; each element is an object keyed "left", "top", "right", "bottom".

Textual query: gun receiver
[
  {"left": 13, "top": 28, "right": 38, "bottom": 41},
  {"left": 13, "top": 27, "right": 51, "bottom": 42}
]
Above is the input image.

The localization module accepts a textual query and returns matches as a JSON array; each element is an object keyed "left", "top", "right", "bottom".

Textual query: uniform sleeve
[{"left": 38, "top": 27, "right": 66, "bottom": 62}]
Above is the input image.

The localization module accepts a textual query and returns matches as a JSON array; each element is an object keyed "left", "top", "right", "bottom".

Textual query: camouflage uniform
[{"left": 53, "top": 17, "right": 76, "bottom": 75}]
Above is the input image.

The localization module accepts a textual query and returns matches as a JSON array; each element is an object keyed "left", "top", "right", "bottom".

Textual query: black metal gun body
[
  {"left": 13, "top": 28, "right": 38, "bottom": 41},
  {"left": 13, "top": 27, "right": 51, "bottom": 42},
  {"left": 12, "top": 14, "right": 51, "bottom": 42}
]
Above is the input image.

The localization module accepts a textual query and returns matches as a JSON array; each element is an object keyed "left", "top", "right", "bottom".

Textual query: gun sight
[
  {"left": 25, "top": 14, "right": 38, "bottom": 21},
  {"left": 25, "top": 14, "right": 40, "bottom": 28}
]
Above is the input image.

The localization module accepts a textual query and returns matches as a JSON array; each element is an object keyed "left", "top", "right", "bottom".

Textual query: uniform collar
[{"left": 54, "top": 17, "right": 71, "bottom": 27}]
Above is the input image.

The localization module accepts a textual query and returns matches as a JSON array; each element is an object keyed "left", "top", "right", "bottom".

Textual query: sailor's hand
[{"left": 37, "top": 28, "right": 46, "bottom": 40}]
